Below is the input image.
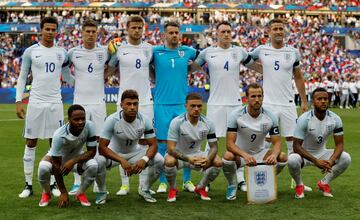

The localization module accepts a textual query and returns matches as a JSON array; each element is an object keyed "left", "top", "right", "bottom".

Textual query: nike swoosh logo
[
  {"left": 123, "top": 52, "right": 130, "bottom": 55},
  {"left": 76, "top": 56, "right": 82, "bottom": 58},
  {"left": 116, "top": 131, "right": 124, "bottom": 134},
  {"left": 35, "top": 55, "right": 42, "bottom": 58},
  {"left": 240, "top": 126, "right": 247, "bottom": 128},
  {"left": 210, "top": 55, "right": 217, "bottom": 58},
  {"left": 264, "top": 53, "right": 270, "bottom": 56},
  {"left": 181, "top": 133, "right": 188, "bottom": 136},
  {"left": 309, "top": 129, "right": 315, "bottom": 131},
  {"left": 158, "top": 53, "right": 165, "bottom": 55}
]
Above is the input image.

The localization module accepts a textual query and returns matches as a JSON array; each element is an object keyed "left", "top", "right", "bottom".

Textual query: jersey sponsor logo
[
  {"left": 178, "top": 50, "right": 185, "bottom": 58},
  {"left": 255, "top": 171, "right": 267, "bottom": 186}
]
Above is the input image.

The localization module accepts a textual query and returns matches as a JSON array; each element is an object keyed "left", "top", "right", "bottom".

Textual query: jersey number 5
[{"left": 274, "top": 61, "right": 280, "bottom": 71}]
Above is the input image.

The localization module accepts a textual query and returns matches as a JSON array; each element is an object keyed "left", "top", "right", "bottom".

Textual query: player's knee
[
  {"left": 338, "top": 152, "right": 351, "bottom": 168},
  {"left": 96, "top": 155, "right": 107, "bottom": 171},
  {"left": 277, "top": 152, "right": 288, "bottom": 163},
  {"left": 164, "top": 155, "right": 177, "bottom": 167},
  {"left": 288, "top": 153, "right": 302, "bottom": 169},
  {"left": 223, "top": 151, "right": 234, "bottom": 161},
  {"left": 85, "top": 159, "right": 98, "bottom": 177},
  {"left": 153, "top": 153, "right": 165, "bottom": 168},
  {"left": 212, "top": 157, "right": 223, "bottom": 168},
  {"left": 38, "top": 160, "right": 52, "bottom": 180}
]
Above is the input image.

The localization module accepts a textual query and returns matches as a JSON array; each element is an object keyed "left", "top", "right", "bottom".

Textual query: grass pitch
[{"left": 0, "top": 104, "right": 358, "bottom": 220}]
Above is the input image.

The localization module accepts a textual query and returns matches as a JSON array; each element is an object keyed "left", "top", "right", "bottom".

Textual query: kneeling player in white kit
[
  {"left": 223, "top": 83, "right": 287, "bottom": 200},
  {"left": 288, "top": 87, "right": 351, "bottom": 199},
  {"left": 37, "top": 105, "right": 98, "bottom": 207},
  {"left": 165, "top": 93, "right": 222, "bottom": 202},
  {"left": 95, "top": 90, "right": 164, "bottom": 204}
]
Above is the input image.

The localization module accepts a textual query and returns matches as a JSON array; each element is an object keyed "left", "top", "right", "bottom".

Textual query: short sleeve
[
  {"left": 333, "top": 115, "right": 344, "bottom": 136},
  {"left": 206, "top": 119, "right": 217, "bottom": 143},
  {"left": 293, "top": 116, "right": 308, "bottom": 140},
  {"left": 143, "top": 116, "right": 156, "bottom": 139},
  {"left": 49, "top": 135, "right": 64, "bottom": 157},
  {"left": 188, "top": 47, "right": 197, "bottom": 61},
  {"left": 249, "top": 46, "right": 261, "bottom": 60},
  {"left": 227, "top": 110, "right": 239, "bottom": 132},
  {"left": 86, "top": 121, "right": 97, "bottom": 147},
  {"left": 293, "top": 49, "right": 301, "bottom": 68},
  {"left": 62, "top": 49, "right": 70, "bottom": 67},
  {"left": 195, "top": 49, "right": 206, "bottom": 66},
  {"left": 167, "top": 118, "right": 180, "bottom": 142},
  {"left": 100, "top": 115, "right": 116, "bottom": 140},
  {"left": 266, "top": 110, "right": 280, "bottom": 136}
]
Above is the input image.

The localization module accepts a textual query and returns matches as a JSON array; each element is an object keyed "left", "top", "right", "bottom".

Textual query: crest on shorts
[
  {"left": 232, "top": 52, "right": 238, "bottom": 61},
  {"left": 56, "top": 53, "right": 63, "bottom": 62},
  {"left": 178, "top": 50, "right": 185, "bottom": 58},
  {"left": 284, "top": 53, "right": 291, "bottom": 60},
  {"left": 255, "top": 171, "right": 267, "bottom": 186},
  {"left": 96, "top": 52, "right": 104, "bottom": 63}
]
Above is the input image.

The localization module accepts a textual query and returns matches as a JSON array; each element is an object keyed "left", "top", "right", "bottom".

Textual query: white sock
[
  {"left": 165, "top": 166, "right": 177, "bottom": 189},
  {"left": 119, "top": 166, "right": 129, "bottom": 186},
  {"left": 38, "top": 160, "right": 52, "bottom": 193},
  {"left": 236, "top": 167, "right": 245, "bottom": 183},
  {"left": 78, "top": 160, "right": 98, "bottom": 194},
  {"left": 286, "top": 141, "right": 293, "bottom": 155},
  {"left": 222, "top": 159, "right": 237, "bottom": 187},
  {"left": 73, "top": 172, "right": 81, "bottom": 185},
  {"left": 198, "top": 167, "right": 221, "bottom": 188},
  {"left": 23, "top": 145, "right": 36, "bottom": 185},
  {"left": 288, "top": 154, "right": 303, "bottom": 186},
  {"left": 50, "top": 175, "right": 56, "bottom": 185}
]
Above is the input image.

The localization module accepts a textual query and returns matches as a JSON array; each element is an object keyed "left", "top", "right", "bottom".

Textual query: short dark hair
[
  {"left": 126, "top": 15, "right": 145, "bottom": 28},
  {"left": 311, "top": 87, "right": 327, "bottom": 99},
  {"left": 40, "top": 16, "right": 58, "bottom": 29},
  {"left": 121, "top": 89, "right": 139, "bottom": 102},
  {"left": 164, "top": 21, "right": 180, "bottom": 31},
  {"left": 216, "top": 21, "right": 231, "bottom": 29},
  {"left": 186, "top": 93, "right": 203, "bottom": 102},
  {"left": 68, "top": 104, "right": 85, "bottom": 118},
  {"left": 82, "top": 19, "right": 98, "bottom": 30},
  {"left": 268, "top": 18, "right": 284, "bottom": 27},
  {"left": 245, "top": 83, "right": 263, "bottom": 96}
]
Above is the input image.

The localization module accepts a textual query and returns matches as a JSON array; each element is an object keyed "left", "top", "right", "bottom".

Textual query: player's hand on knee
[
  {"left": 121, "top": 161, "right": 134, "bottom": 176},
  {"left": 61, "top": 159, "right": 76, "bottom": 176},
  {"left": 315, "top": 159, "right": 332, "bottom": 173},
  {"left": 134, "top": 160, "right": 146, "bottom": 174},
  {"left": 58, "top": 193, "right": 69, "bottom": 208},
  {"left": 15, "top": 102, "right": 25, "bottom": 119},
  {"left": 188, "top": 156, "right": 197, "bottom": 166},
  {"left": 244, "top": 154, "right": 257, "bottom": 167},
  {"left": 265, "top": 154, "right": 277, "bottom": 165}
]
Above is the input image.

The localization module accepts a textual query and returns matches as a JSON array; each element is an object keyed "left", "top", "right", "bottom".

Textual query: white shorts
[
  {"left": 104, "top": 148, "right": 163, "bottom": 168},
  {"left": 240, "top": 148, "right": 269, "bottom": 167},
  {"left": 80, "top": 104, "right": 106, "bottom": 136},
  {"left": 117, "top": 104, "right": 154, "bottom": 123},
  {"left": 24, "top": 103, "right": 64, "bottom": 139},
  {"left": 262, "top": 103, "right": 297, "bottom": 137},
  {"left": 207, "top": 105, "right": 239, "bottom": 137}
]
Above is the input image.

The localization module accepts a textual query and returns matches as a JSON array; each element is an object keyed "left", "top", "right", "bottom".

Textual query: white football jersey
[
  {"left": 68, "top": 45, "right": 109, "bottom": 104},
  {"left": 294, "top": 110, "right": 343, "bottom": 153},
  {"left": 195, "top": 45, "right": 253, "bottom": 105},
  {"left": 16, "top": 43, "right": 69, "bottom": 103},
  {"left": 227, "top": 106, "right": 280, "bottom": 154},
  {"left": 250, "top": 44, "right": 301, "bottom": 106},
  {"left": 168, "top": 113, "right": 217, "bottom": 155},
  {"left": 49, "top": 120, "right": 97, "bottom": 162},
  {"left": 101, "top": 111, "right": 155, "bottom": 154},
  {"left": 108, "top": 41, "right": 153, "bottom": 105}
]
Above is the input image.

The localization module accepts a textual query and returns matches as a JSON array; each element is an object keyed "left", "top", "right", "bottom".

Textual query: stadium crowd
[{"left": 1, "top": 10, "right": 359, "bottom": 107}]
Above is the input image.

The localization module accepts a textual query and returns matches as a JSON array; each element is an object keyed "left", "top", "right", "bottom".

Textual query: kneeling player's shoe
[
  {"left": 39, "top": 192, "right": 51, "bottom": 207},
  {"left": 76, "top": 193, "right": 91, "bottom": 206},
  {"left": 138, "top": 186, "right": 156, "bottom": 195},
  {"left": 50, "top": 184, "right": 61, "bottom": 197},
  {"left": 183, "top": 181, "right": 195, "bottom": 192},
  {"left": 167, "top": 188, "right": 178, "bottom": 202},
  {"left": 237, "top": 181, "right": 247, "bottom": 192},
  {"left": 317, "top": 181, "right": 333, "bottom": 198},
  {"left": 68, "top": 184, "right": 80, "bottom": 196},
  {"left": 156, "top": 183, "right": 167, "bottom": 193},
  {"left": 19, "top": 182, "right": 33, "bottom": 198},
  {"left": 116, "top": 185, "right": 129, "bottom": 196},
  {"left": 205, "top": 184, "right": 210, "bottom": 192},
  {"left": 304, "top": 185, "right": 313, "bottom": 192},
  {"left": 93, "top": 183, "right": 109, "bottom": 195},
  {"left": 194, "top": 186, "right": 211, "bottom": 201},
  {"left": 95, "top": 192, "right": 107, "bottom": 205},
  {"left": 226, "top": 185, "right": 237, "bottom": 201},
  {"left": 139, "top": 190, "right": 157, "bottom": 203},
  {"left": 295, "top": 184, "right": 305, "bottom": 199}
]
